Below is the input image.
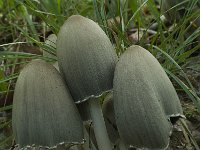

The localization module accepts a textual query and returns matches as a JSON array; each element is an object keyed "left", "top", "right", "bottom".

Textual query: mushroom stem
[
  {"left": 83, "top": 125, "right": 97, "bottom": 150},
  {"left": 89, "top": 99, "right": 112, "bottom": 150},
  {"left": 118, "top": 140, "right": 127, "bottom": 150}
]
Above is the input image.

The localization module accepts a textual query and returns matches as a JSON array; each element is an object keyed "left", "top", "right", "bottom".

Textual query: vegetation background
[{"left": 0, "top": 0, "right": 200, "bottom": 149}]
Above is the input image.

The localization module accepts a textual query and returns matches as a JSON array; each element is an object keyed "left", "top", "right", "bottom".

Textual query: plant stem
[
  {"left": 89, "top": 99, "right": 112, "bottom": 150},
  {"left": 83, "top": 125, "right": 97, "bottom": 150},
  {"left": 118, "top": 140, "right": 127, "bottom": 150}
]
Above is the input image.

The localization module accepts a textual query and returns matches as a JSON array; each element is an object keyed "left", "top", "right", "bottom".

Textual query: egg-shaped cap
[
  {"left": 57, "top": 15, "right": 117, "bottom": 103},
  {"left": 45, "top": 34, "right": 57, "bottom": 49},
  {"left": 12, "top": 59, "right": 84, "bottom": 149},
  {"left": 43, "top": 34, "right": 57, "bottom": 60},
  {"left": 113, "top": 45, "right": 173, "bottom": 149}
]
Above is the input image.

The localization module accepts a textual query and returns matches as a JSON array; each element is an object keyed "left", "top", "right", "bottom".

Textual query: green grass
[{"left": 0, "top": 0, "right": 200, "bottom": 149}]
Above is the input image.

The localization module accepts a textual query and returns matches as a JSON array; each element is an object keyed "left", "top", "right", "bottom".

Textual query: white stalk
[{"left": 89, "top": 99, "right": 112, "bottom": 150}]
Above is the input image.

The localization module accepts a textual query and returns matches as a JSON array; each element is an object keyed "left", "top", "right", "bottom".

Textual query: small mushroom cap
[
  {"left": 43, "top": 34, "right": 57, "bottom": 60},
  {"left": 53, "top": 61, "right": 60, "bottom": 71},
  {"left": 12, "top": 59, "right": 84, "bottom": 148},
  {"left": 102, "top": 93, "right": 119, "bottom": 144},
  {"left": 114, "top": 45, "right": 173, "bottom": 149},
  {"left": 57, "top": 15, "right": 117, "bottom": 103}
]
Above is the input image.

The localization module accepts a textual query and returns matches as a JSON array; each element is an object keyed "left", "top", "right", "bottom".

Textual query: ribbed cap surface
[
  {"left": 113, "top": 45, "right": 175, "bottom": 149},
  {"left": 43, "top": 34, "right": 57, "bottom": 60},
  {"left": 12, "top": 59, "right": 84, "bottom": 148},
  {"left": 57, "top": 15, "right": 117, "bottom": 103}
]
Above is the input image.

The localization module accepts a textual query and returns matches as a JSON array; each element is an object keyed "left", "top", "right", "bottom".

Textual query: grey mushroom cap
[
  {"left": 134, "top": 46, "right": 183, "bottom": 118},
  {"left": 102, "top": 93, "right": 119, "bottom": 145},
  {"left": 57, "top": 15, "right": 117, "bottom": 103},
  {"left": 53, "top": 61, "right": 60, "bottom": 72},
  {"left": 43, "top": 34, "right": 57, "bottom": 60},
  {"left": 12, "top": 59, "right": 84, "bottom": 148},
  {"left": 113, "top": 45, "right": 173, "bottom": 149}
]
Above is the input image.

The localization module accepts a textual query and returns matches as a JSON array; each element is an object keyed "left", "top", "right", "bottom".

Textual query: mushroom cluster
[{"left": 12, "top": 15, "right": 184, "bottom": 150}]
